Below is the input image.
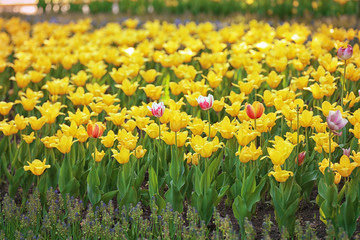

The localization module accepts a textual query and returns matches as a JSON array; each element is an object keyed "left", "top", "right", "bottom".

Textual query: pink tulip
[
  {"left": 326, "top": 110, "right": 348, "bottom": 132},
  {"left": 337, "top": 45, "right": 353, "bottom": 60},
  {"left": 196, "top": 94, "right": 214, "bottom": 110},
  {"left": 296, "top": 151, "right": 306, "bottom": 166},
  {"left": 148, "top": 102, "right": 165, "bottom": 118},
  {"left": 342, "top": 148, "right": 351, "bottom": 157}
]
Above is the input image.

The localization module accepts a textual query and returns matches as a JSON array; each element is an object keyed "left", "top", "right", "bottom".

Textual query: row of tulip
[
  {"left": 0, "top": 17, "right": 360, "bottom": 237},
  {"left": 39, "top": 0, "right": 359, "bottom": 17}
]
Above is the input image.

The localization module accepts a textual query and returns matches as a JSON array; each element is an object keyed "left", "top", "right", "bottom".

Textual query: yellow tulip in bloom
[
  {"left": 75, "top": 125, "right": 89, "bottom": 143},
  {"left": 92, "top": 148, "right": 105, "bottom": 163},
  {"left": 318, "top": 158, "right": 333, "bottom": 174},
  {"left": 71, "top": 70, "right": 89, "bottom": 86},
  {"left": 188, "top": 135, "right": 223, "bottom": 158},
  {"left": 122, "top": 119, "right": 137, "bottom": 132},
  {"left": 299, "top": 110, "right": 313, "bottom": 128},
  {"left": 112, "top": 146, "right": 133, "bottom": 164},
  {"left": 169, "top": 82, "right": 183, "bottom": 96},
  {"left": 350, "top": 151, "right": 360, "bottom": 166},
  {"left": 235, "top": 126, "right": 260, "bottom": 146},
  {"left": 0, "top": 101, "right": 13, "bottom": 115},
  {"left": 105, "top": 108, "right": 128, "bottom": 126},
  {"left": 15, "top": 96, "right": 38, "bottom": 111},
  {"left": 67, "top": 87, "right": 94, "bottom": 106},
  {"left": 14, "top": 114, "right": 28, "bottom": 131},
  {"left": 184, "top": 91, "right": 202, "bottom": 107},
  {"left": 42, "top": 77, "right": 71, "bottom": 96},
  {"left": 212, "top": 97, "right": 225, "bottom": 112},
  {"left": 311, "top": 132, "right": 338, "bottom": 154},
  {"left": 332, "top": 155, "right": 358, "bottom": 177},
  {"left": 187, "top": 118, "right": 205, "bottom": 136},
  {"left": 140, "top": 69, "right": 160, "bottom": 83},
  {"left": 86, "top": 83, "right": 109, "bottom": 97},
  {"left": 65, "top": 107, "right": 93, "bottom": 126},
  {"left": 24, "top": 159, "right": 50, "bottom": 176},
  {"left": 117, "top": 129, "right": 138, "bottom": 150},
  {"left": 285, "top": 132, "right": 305, "bottom": 145},
  {"left": 29, "top": 70, "right": 45, "bottom": 83},
  {"left": 116, "top": 79, "right": 139, "bottom": 96},
  {"left": 167, "top": 98, "right": 185, "bottom": 111},
  {"left": 235, "top": 142, "right": 262, "bottom": 163},
  {"left": 143, "top": 123, "right": 162, "bottom": 139},
  {"left": 100, "top": 130, "right": 115, "bottom": 148},
  {"left": 41, "top": 136, "right": 58, "bottom": 148},
  {"left": 225, "top": 101, "right": 242, "bottom": 117},
  {"left": 60, "top": 121, "right": 78, "bottom": 137},
  {"left": 267, "top": 137, "right": 294, "bottom": 166},
  {"left": 36, "top": 101, "right": 66, "bottom": 124},
  {"left": 22, "top": 132, "right": 35, "bottom": 144},
  {"left": 161, "top": 131, "right": 188, "bottom": 147},
  {"left": 0, "top": 121, "right": 19, "bottom": 136},
  {"left": 52, "top": 135, "right": 76, "bottom": 154},
  {"left": 218, "top": 116, "right": 237, "bottom": 139},
  {"left": 169, "top": 110, "right": 183, "bottom": 132},
  {"left": 10, "top": 72, "right": 31, "bottom": 88},
  {"left": 110, "top": 67, "right": 128, "bottom": 84},
  {"left": 268, "top": 165, "right": 293, "bottom": 182},
  {"left": 135, "top": 145, "right": 147, "bottom": 159},
  {"left": 87, "top": 60, "right": 107, "bottom": 79},
  {"left": 184, "top": 152, "right": 200, "bottom": 165},
  {"left": 266, "top": 71, "right": 283, "bottom": 89}
]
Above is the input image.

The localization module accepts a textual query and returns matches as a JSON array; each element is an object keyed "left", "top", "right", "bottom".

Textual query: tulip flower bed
[{"left": 1, "top": 16, "right": 360, "bottom": 239}]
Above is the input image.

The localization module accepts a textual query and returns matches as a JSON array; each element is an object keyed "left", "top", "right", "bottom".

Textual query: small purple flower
[
  {"left": 342, "top": 148, "right": 351, "bottom": 157},
  {"left": 337, "top": 45, "right": 353, "bottom": 60},
  {"left": 326, "top": 110, "right": 348, "bottom": 132}
]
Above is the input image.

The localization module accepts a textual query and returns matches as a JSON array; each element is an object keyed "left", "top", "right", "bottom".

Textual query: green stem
[
  {"left": 296, "top": 105, "right": 300, "bottom": 167},
  {"left": 341, "top": 60, "right": 347, "bottom": 110},
  {"left": 329, "top": 130, "right": 332, "bottom": 169},
  {"left": 207, "top": 109, "right": 211, "bottom": 141}
]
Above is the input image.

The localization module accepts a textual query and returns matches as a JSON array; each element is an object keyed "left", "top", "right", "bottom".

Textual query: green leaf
[
  {"left": 149, "top": 166, "right": 158, "bottom": 197},
  {"left": 101, "top": 190, "right": 119, "bottom": 204},
  {"left": 87, "top": 166, "right": 101, "bottom": 205}
]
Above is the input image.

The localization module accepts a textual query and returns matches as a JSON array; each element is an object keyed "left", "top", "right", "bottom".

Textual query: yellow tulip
[
  {"left": 24, "top": 159, "right": 50, "bottom": 176},
  {"left": 135, "top": 145, "right": 147, "bottom": 159},
  {"left": 53, "top": 135, "right": 76, "bottom": 154},
  {"left": 236, "top": 142, "right": 262, "bottom": 163},
  {"left": 117, "top": 129, "right": 138, "bottom": 150},
  {"left": 268, "top": 165, "right": 293, "bottom": 182},
  {"left": 92, "top": 148, "right": 105, "bottom": 162},
  {"left": 101, "top": 130, "right": 116, "bottom": 148},
  {"left": 187, "top": 118, "right": 205, "bottom": 136},
  {"left": 22, "top": 132, "right": 35, "bottom": 144},
  {"left": 332, "top": 155, "right": 358, "bottom": 178},
  {"left": 112, "top": 146, "right": 133, "bottom": 164},
  {"left": 0, "top": 101, "right": 13, "bottom": 116},
  {"left": 14, "top": 114, "right": 28, "bottom": 131}
]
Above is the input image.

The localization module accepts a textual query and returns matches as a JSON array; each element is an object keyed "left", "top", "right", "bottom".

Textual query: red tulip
[
  {"left": 87, "top": 122, "right": 106, "bottom": 138},
  {"left": 246, "top": 101, "right": 264, "bottom": 119}
]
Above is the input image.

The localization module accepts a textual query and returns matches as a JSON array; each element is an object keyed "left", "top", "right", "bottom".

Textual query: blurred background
[{"left": 1, "top": 0, "right": 360, "bottom": 18}]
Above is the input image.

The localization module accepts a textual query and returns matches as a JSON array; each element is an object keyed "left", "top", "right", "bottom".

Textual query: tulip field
[{"left": 1, "top": 14, "right": 360, "bottom": 239}]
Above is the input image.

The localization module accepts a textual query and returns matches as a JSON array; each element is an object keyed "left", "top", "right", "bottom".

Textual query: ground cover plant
[{"left": 0, "top": 16, "right": 360, "bottom": 238}]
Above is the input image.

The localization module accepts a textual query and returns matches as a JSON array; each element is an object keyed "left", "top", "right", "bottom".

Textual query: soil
[{"left": 1, "top": 179, "right": 360, "bottom": 239}]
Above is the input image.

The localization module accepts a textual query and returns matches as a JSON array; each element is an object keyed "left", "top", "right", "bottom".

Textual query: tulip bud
[
  {"left": 337, "top": 45, "right": 353, "bottom": 60},
  {"left": 334, "top": 172, "right": 341, "bottom": 184},
  {"left": 295, "top": 151, "right": 306, "bottom": 166},
  {"left": 196, "top": 94, "right": 214, "bottom": 110},
  {"left": 342, "top": 147, "right": 351, "bottom": 157},
  {"left": 87, "top": 122, "right": 106, "bottom": 138},
  {"left": 245, "top": 101, "right": 264, "bottom": 119},
  {"left": 326, "top": 110, "right": 348, "bottom": 132},
  {"left": 147, "top": 102, "right": 165, "bottom": 117}
]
